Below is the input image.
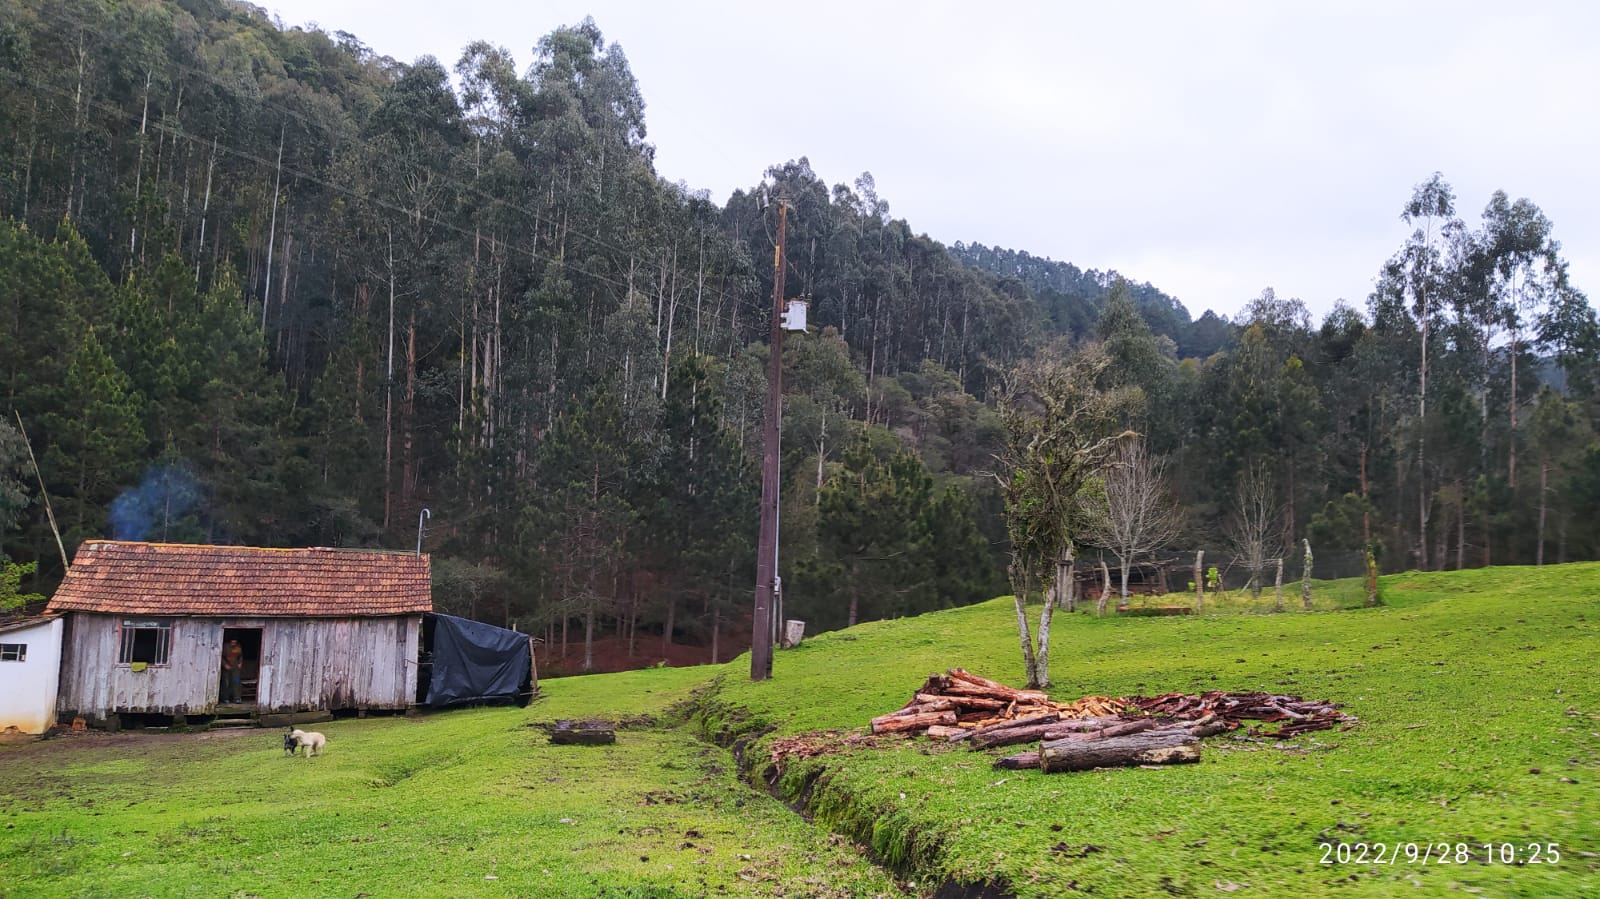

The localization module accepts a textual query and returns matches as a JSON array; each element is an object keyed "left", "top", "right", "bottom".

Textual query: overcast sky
[{"left": 264, "top": 1, "right": 1599, "bottom": 321}]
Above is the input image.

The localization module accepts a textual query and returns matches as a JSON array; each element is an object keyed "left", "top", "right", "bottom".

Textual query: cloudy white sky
[{"left": 264, "top": 1, "right": 1599, "bottom": 321}]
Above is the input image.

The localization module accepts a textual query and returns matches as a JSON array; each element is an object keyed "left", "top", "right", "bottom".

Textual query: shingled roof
[{"left": 47, "top": 541, "right": 432, "bottom": 617}]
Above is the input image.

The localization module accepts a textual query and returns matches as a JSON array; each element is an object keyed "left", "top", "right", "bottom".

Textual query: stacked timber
[
  {"left": 1130, "top": 691, "right": 1352, "bottom": 738},
  {"left": 868, "top": 668, "right": 1127, "bottom": 737},
  {"left": 869, "top": 671, "right": 1357, "bottom": 775},
  {"left": 994, "top": 713, "right": 1225, "bottom": 771}
]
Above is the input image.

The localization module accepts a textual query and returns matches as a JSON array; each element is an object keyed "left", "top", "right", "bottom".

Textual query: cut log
[
  {"left": 870, "top": 709, "right": 957, "bottom": 735},
  {"left": 1040, "top": 731, "right": 1199, "bottom": 773},
  {"left": 1042, "top": 716, "right": 1122, "bottom": 733},
  {"left": 549, "top": 720, "right": 616, "bottom": 745},
  {"left": 1183, "top": 715, "right": 1230, "bottom": 738},
  {"left": 993, "top": 750, "right": 1041, "bottom": 770},
  {"left": 968, "top": 720, "right": 1064, "bottom": 750},
  {"left": 924, "top": 725, "right": 968, "bottom": 741},
  {"left": 946, "top": 695, "right": 1009, "bottom": 711},
  {"left": 946, "top": 669, "right": 1050, "bottom": 703},
  {"left": 1097, "top": 718, "right": 1159, "bottom": 739},
  {"left": 969, "top": 711, "right": 1059, "bottom": 737},
  {"left": 896, "top": 698, "right": 957, "bottom": 714}
]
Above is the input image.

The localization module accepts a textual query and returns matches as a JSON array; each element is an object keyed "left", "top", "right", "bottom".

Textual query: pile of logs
[
  {"left": 869, "top": 669, "right": 1356, "bottom": 774},
  {"left": 868, "top": 668, "right": 1127, "bottom": 740},
  {"left": 994, "top": 714, "right": 1228, "bottom": 772},
  {"left": 1130, "top": 691, "right": 1350, "bottom": 738}
]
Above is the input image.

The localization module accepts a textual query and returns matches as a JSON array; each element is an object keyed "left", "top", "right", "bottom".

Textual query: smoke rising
[{"left": 109, "top": 465, "right": 202, "bottom": 542}]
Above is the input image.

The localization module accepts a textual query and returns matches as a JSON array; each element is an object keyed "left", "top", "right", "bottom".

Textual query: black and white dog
[{"left": 284, "top": 726, "right": 327, "bottom": 757}]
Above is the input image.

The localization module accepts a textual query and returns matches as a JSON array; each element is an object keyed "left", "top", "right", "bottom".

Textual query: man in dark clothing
[{"left": 222, "top": 639, "right": 244, "bottom": 702}]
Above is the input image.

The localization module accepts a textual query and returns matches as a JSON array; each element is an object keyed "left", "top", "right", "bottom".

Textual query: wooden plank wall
[
  {"left": 257, "top": 616, "right": 419, "bottom": 712},
  {"left": 56, "top": 615, "right": 420, "bottom": 716}
]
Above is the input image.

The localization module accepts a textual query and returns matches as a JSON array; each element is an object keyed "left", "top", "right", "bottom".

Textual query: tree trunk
[
  {"left": 1456, "top": 478, "right": 1466, "bottom": 571},
  {"left": 1273, "top": 556, "right": 1284, "bottom": 612},
  {"left": 262, "top": 127, "right": 284, "bottom": 331},
  {"left": 583, "top": 606, "right": 595, "bottom": 672},
  {"left": 710, "top": 604, "right": 720, "bottom": 665},
  {"left": 1365, "top": 548, "right": 1379, "bottom": 607},
  {"left": 1118, "top": 557, "right": 1131, "bottom": 605},
  {"left": 1194, "top": 549, "right": 1204, "bottom": 613},
  {"left": 549, "top": 721, "right": 616, "bottom": 745},
  {"left": 661, "top": 596, "right": 675, "bottom": 655},
  {"left": 1039, "top": 732, "right": 1200, "bottom": 773},
  {"left": 383, "top": 229, "right": 396, "bottom": 532},
  {"left": 1509, "top": 333, "right": 1519, "bottom": 489},
  {"left": 1011, "top": 564, "right": 1039, "bottom": 688},
  {"left": 1034, "top": 583, "right": 1057, "bottom": 688},
  {"left": 402, "top": 309, "right": 416, "bottom": 503},
  {"left": 1537, "top": 458, "right": 1547, "bottom": 567},
  {"left": 129, "top": 71, "right": 150, "bottom": 265},
  {"left": 1096, "top": 560, "right": 1111, "bottom": 616},
  {"left": 1418, "top": 311, "right": 1429, "bottom": 571},
  {"left": 1301, "top": 539, "right": 1313, "bottom": 611}
]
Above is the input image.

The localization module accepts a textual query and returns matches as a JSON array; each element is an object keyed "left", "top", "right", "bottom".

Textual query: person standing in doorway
[{"left": 222, "top": 639, "right": 244, "bottom": 702}]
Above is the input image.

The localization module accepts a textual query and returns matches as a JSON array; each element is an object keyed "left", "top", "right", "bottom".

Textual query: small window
[
  {"left": 119, "top": 620, "right": 172, "bottom": 666},
  {"left": 0, "top": 643, "right": 24, "bottom": 662}
]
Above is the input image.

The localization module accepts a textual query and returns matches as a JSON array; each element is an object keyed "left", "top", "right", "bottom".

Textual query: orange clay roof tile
[{"left": 46, "top": 541, "right": 431, "bottom": 617}]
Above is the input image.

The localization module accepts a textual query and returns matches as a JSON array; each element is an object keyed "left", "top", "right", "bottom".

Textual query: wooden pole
[
  {"left": 751, "top": 194, "right": 788, "bottom": 681},
  {"left": 15, "top": 412, "right": 69, "bottom": 572},
  {"left": 527, "top": 635, "right": 540, "bottom": 697}
]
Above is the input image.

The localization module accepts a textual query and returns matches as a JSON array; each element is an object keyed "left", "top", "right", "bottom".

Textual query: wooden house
[
  {"left": 0, "top": 614, "right": 64, "bottom": 735},
  {"left": 45, "top": 541, "right": 431, "bottom": 724}
]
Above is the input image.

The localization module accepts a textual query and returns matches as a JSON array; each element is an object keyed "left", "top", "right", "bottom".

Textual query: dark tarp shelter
[{"left": 423, "top": 613, "right": 533, "bottom": 707}]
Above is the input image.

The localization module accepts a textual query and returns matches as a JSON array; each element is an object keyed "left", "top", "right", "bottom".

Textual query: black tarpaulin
[{"left": 424, "top": 613, "right": 531, "bottom": 707}]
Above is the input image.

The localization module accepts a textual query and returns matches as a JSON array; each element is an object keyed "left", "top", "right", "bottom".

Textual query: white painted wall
[{"left": 0, "top": 617, "right": 64, "bottom": 734}]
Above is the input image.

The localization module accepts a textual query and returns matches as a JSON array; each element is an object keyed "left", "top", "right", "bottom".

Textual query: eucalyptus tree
[
  {"left": 1386, "top": 173, "right": 1459, "bottom": 569},
  {"left": 1479, "top": 191, "right": 1560, "bottom": 490}
]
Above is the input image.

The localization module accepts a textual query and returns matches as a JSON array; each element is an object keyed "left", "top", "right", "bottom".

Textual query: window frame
[
  {"left": 0, "top": 643, "right": 25, "bottom": 662},
  {"left": 117, "top": 619, "right": 173, "bottom": 667}
]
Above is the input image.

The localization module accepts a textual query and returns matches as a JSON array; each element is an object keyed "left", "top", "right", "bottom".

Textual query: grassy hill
[{"left": 2, "top": 566, "right": 1596, "bottom": 897}]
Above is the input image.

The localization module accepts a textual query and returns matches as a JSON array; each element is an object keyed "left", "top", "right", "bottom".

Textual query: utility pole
[{"left": 751, "top": 193, "right": 789, "bottom": 681}]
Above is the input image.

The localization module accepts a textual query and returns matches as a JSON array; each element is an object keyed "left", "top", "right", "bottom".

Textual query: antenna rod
[
  {"left": 416, "top": 507, "right": 432, "bottom": 556},
  {"left": 14, "top": 411, "right": 69, "bottom": 572}
]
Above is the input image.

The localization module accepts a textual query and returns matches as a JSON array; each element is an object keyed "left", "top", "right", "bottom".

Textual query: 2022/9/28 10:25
[{"left": 1319, "top": 842, "right": 1560, "bottom": 865}]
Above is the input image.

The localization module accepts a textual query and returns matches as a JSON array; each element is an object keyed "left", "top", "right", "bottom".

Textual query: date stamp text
[{"left": 1318, "top": 842, "right": 1560, "bottom": 865}]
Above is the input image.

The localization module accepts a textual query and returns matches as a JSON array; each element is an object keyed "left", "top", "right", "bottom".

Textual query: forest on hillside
[{"left": 2, "top": 0, "right": 1598, "bottom": 668}]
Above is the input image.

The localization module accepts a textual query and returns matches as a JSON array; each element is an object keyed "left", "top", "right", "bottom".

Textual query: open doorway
[{"left": 221, "top": 627, "right": 263, "bottom": 705}]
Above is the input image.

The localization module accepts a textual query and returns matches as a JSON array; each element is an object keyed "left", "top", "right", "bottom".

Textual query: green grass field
[{"left": 3, "top": 565, "right": 1596, "bottom": 897}]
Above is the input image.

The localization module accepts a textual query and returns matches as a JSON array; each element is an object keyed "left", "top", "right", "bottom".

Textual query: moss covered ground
[{"left": 2, "top": 565, "right": 1596, "bottom": 897}]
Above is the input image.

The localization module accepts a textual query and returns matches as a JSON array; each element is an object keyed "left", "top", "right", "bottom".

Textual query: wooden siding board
[{"left": 58, "top": 614, "right": 421, "bottom": 716}]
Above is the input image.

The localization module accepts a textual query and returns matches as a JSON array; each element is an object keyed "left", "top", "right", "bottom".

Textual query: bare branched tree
[
  {"left": 1226, "top": 461, "right": 1282, "bottom": 598},
  {"left": 1083, "top": 438, "right": 1183, "bottom": 608}
]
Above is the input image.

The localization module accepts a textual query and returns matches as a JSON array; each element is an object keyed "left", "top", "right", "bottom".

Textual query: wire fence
[{"left": 1063, "top": 547, "right": 1379, "bottom": 615}]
